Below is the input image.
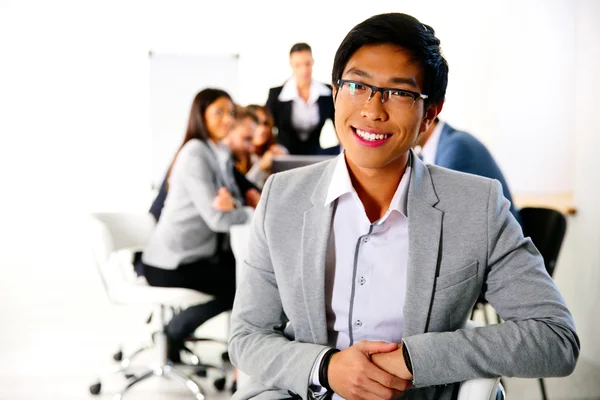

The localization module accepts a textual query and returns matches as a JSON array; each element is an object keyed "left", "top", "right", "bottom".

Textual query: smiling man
[{"left": 229, "top": 13, "right": 579, "bottom": 400}]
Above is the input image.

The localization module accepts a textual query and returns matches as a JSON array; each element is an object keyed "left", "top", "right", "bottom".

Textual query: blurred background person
[
  {"left": 223, "top": 106, "right": 258, "bottom": 175},
  {"left": 137, "top": 88, "right": 254, "bottom": 362},
  {"left": 266, "top": 42, "right": 335, "bottom": 155},
  {"left": 148, "top": 105, "right": 261, "bottom": 223},
  {"left": 245, "top": 104, "right": 288, "bottom": 189},
  {"left": 415, "top": 117, "right": 522, "bottom": 225}
]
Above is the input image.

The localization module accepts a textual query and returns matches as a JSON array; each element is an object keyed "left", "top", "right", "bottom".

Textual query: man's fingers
[
  {"left": 352, "top": 386, "right": 400, "bottom": 400},
  {"left": 364, "top": 362, "right": 410, "bottom": 392},
  {"left": 357, "top": 340, "right": 399, "bottom": 355}
]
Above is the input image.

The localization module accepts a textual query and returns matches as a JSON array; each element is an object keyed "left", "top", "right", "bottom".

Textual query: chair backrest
[
  {"left": 88, "top": 212, "right": 156, "bottom": 302},
  {"left": 519, "top": 207, "right": 567, "bottom": 277}
]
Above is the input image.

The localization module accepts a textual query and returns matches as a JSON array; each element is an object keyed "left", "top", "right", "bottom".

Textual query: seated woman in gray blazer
[{"left": 140, "top": 88, "right": 254, "bottom": 361}]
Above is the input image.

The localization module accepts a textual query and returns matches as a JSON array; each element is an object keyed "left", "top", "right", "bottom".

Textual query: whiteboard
[{"left": 149, "top": 52, "right": 240, "bottom": 188}]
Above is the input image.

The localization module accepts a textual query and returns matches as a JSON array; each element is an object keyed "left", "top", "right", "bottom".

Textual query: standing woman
[
  {"left": 140, "top": 88, "right": 253, "bottom": 360},
  {"left": 266, "top": 43, "right": 335, "bottom": 155}
]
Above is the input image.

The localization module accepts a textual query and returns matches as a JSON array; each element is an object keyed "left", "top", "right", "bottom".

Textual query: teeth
[{"left": 355, "top": 129, "right": 389, "bottom": 141}]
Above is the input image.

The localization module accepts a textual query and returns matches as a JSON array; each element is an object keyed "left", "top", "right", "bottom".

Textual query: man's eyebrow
[{"left": 345, "top": 68, "right": 418, "bottom": 89}]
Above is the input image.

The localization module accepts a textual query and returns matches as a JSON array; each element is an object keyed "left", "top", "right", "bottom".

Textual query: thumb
[{"left": 357, "top": 341, "right": 399, "bottom": 355}]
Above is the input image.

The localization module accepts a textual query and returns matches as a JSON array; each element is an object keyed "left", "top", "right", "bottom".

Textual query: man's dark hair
[
  {"left": 332, "top": 13, "right": 449, "bottom": 108},
  {"left": 290, "top": 42, "right": 312, "bottom": 56}
]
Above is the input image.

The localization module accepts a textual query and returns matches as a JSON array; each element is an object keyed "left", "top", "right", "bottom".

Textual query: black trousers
[{"left": 137, "top": 252, "right": 236, "bottom": 341}]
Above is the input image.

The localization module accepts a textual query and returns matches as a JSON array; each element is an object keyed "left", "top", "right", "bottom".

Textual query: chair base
[{"left": 111, "top": 365, "right": 205, "bottom": 400}]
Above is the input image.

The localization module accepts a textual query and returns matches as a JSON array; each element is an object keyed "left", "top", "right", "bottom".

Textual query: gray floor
[{"left": 0, "top": 222, "right": 598, "bottom": 400}]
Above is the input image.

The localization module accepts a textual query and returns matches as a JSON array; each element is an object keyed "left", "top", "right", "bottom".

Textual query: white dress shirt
[
  {"left": 310, "top": 153, "right": 412, "bottom": 398},
  {"left": 419, "top": 120, "right": 445, "bottom": 165},
  {"left": 278, "top": 77, "right": 332, "bottom": 141}
]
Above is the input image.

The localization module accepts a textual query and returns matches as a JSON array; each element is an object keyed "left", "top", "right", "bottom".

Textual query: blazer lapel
[
  {"left": 404, "top": 151, "right": 443, "bottom": 337},
  {"left": 300, "top": 160, "right": 337, "bottom": 345}
]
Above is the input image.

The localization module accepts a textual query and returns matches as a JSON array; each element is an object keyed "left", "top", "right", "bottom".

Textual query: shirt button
[
  {"left": 355, "top": 320, "right": 363, "bottom": 327},
  {"left": 359, "top": 277, "right": 366, "bottom": 285},
  {"left": 363, "top": 236, "right": 370, "bottom": 243}
]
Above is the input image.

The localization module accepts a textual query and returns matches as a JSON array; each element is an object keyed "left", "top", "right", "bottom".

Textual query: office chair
[
  {"left": 519, "top": 207, "right": 567, "bottom": 400},
  {"left": 87, "top": 212, "right": 228, "bottom": 399},
  {"left": 472, "top": 207, "right": 567, "bottom": 400}
]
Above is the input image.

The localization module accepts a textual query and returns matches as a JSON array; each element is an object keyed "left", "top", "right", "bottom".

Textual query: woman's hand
[
  {"left": 258, "top": 150, "right": 275, "bottom": 171},
  {"left": 212, "top": 187, "right": 236, "bottom": 212},
  {"left": 270, "top": 144, "right": 288, "bottom": 156},
  {"left": 258, "top": 144, "right": 289, "bottom": 172}
]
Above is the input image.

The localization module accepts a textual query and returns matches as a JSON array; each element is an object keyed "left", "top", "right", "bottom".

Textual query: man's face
[
  {"left": 333, "top": 43, "right": 439, "bottom": 171},
  {"left": 228, "top": 117, "right": 256, "bottom": 157}
]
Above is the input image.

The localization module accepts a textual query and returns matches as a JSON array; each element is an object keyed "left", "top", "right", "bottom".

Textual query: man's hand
[
  {"left": 245, "top": 188, "right": 261, "bottom": 209},
  {"left": 371, "top": 344, "right": 414, "bottom": 381},
  {"left": 328, "top": 341, "right": 411, "bottom": 400}
]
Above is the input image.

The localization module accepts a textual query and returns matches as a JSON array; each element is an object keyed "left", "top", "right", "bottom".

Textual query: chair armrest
[
  {"left": 457, "top": 378, "right": 502, "bottom": 400},
  {"left": 457, "top": 320, "right": 505, "bottom": 399}
]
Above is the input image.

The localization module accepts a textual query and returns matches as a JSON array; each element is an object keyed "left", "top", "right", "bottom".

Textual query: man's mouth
[{"left": 352, "top": 127, "right": 392, "bottom": 145}]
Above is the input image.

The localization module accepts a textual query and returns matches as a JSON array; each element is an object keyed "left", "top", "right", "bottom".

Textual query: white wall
[
  {"left": 553, "top": 0, "right": 600, "bottom": 367},
  {"left": 0, "top": 0, "right": 598, "bottom": 364}
]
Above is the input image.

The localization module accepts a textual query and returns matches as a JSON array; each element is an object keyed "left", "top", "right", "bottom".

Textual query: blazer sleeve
[
  {"left": 228, "top": 175, "right": 329, "bottom": 399},
  {"left": 172, "top": 141, "right": 249, "bottom": 233},
  {"left": 403, "top": 180, "right": 579, "bottom": 387}
]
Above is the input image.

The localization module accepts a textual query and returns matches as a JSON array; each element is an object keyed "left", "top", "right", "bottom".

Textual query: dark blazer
[
  {"left": 266, "top": 83, "right": 335, "bottom": 155},
  {"left": 435, "top": 122, "right": 522, "bottom": 225}
]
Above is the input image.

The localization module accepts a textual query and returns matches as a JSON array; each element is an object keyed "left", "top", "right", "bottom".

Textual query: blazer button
[{"left": 355, "top": 320, "right": 363, "bottom": 327}]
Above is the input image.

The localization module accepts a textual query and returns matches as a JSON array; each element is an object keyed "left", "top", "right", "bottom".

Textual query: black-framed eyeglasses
[{"left": 336, "top": 79, "right": 428, "bottom": 110}]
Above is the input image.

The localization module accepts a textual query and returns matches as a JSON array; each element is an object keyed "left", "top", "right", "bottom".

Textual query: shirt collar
[
  {"left": 278, "top": 77, "right": 332, "bottom": 105},
  {"left": 325, "top": 152, "right": 412, "bottom": 218},
  {"left": 420, "top": 120, "right": 445, "bottom": 165}
]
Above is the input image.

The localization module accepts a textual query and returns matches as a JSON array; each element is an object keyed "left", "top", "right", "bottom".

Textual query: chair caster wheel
[
  {"left": 89, "top": 382, "right": 101, "bottom": 395},
  {"left": 231, "top": 380, "right": 237, "bottom": 393},
  {"left": 221, "top": 351, "right": 230, "bottom": 362},
  {"left": 113, "top": 350, "right": 123, "bottom": 361},
  {"left": 214, "top": 377, "right": 226, "bottom": 391}
]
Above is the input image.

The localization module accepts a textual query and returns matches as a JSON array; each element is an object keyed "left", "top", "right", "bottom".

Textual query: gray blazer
[
  {"left": 228, "top": 152, "right": 579, "bottom": 400},
  {"left": 143, "top": 139, "right": 249, "bottom": 269}
]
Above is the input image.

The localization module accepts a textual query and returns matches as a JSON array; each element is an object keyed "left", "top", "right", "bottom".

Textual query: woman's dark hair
[
  {"left": 245, "top": 104, "right": 276, "bottom": 157},
  {"left": 290, "top": 42, "right": 312, "bottom": 55},
  {"left": 331, "top": 13, "right": 449, "bottom": 108},
  {"left": 166, "top": 88, "right": 232, "bottom": 187}
]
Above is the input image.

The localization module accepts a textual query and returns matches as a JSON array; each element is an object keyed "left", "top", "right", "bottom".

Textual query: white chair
[
  {"left": 229, "top": 223, "right": 505, "bottom": 399},
  {"left": 87, "top": 212, "right": 225, "bottom": 400}
]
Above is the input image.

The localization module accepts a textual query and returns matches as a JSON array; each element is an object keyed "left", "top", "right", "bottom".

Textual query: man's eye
[
  {"left": 390, "top": 90, "right": 413, "bottom": 98},
  {"left": 350, "top": 83, "right": 367, "bottom": 91}
]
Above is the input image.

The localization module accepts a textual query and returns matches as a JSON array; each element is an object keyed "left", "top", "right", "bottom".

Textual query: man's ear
[
  {"left": 332, "top": 85, "right": 338, "bottom": 107},
  {"left": 420, "top": 102, "right": 443, "bottom": 133}
]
